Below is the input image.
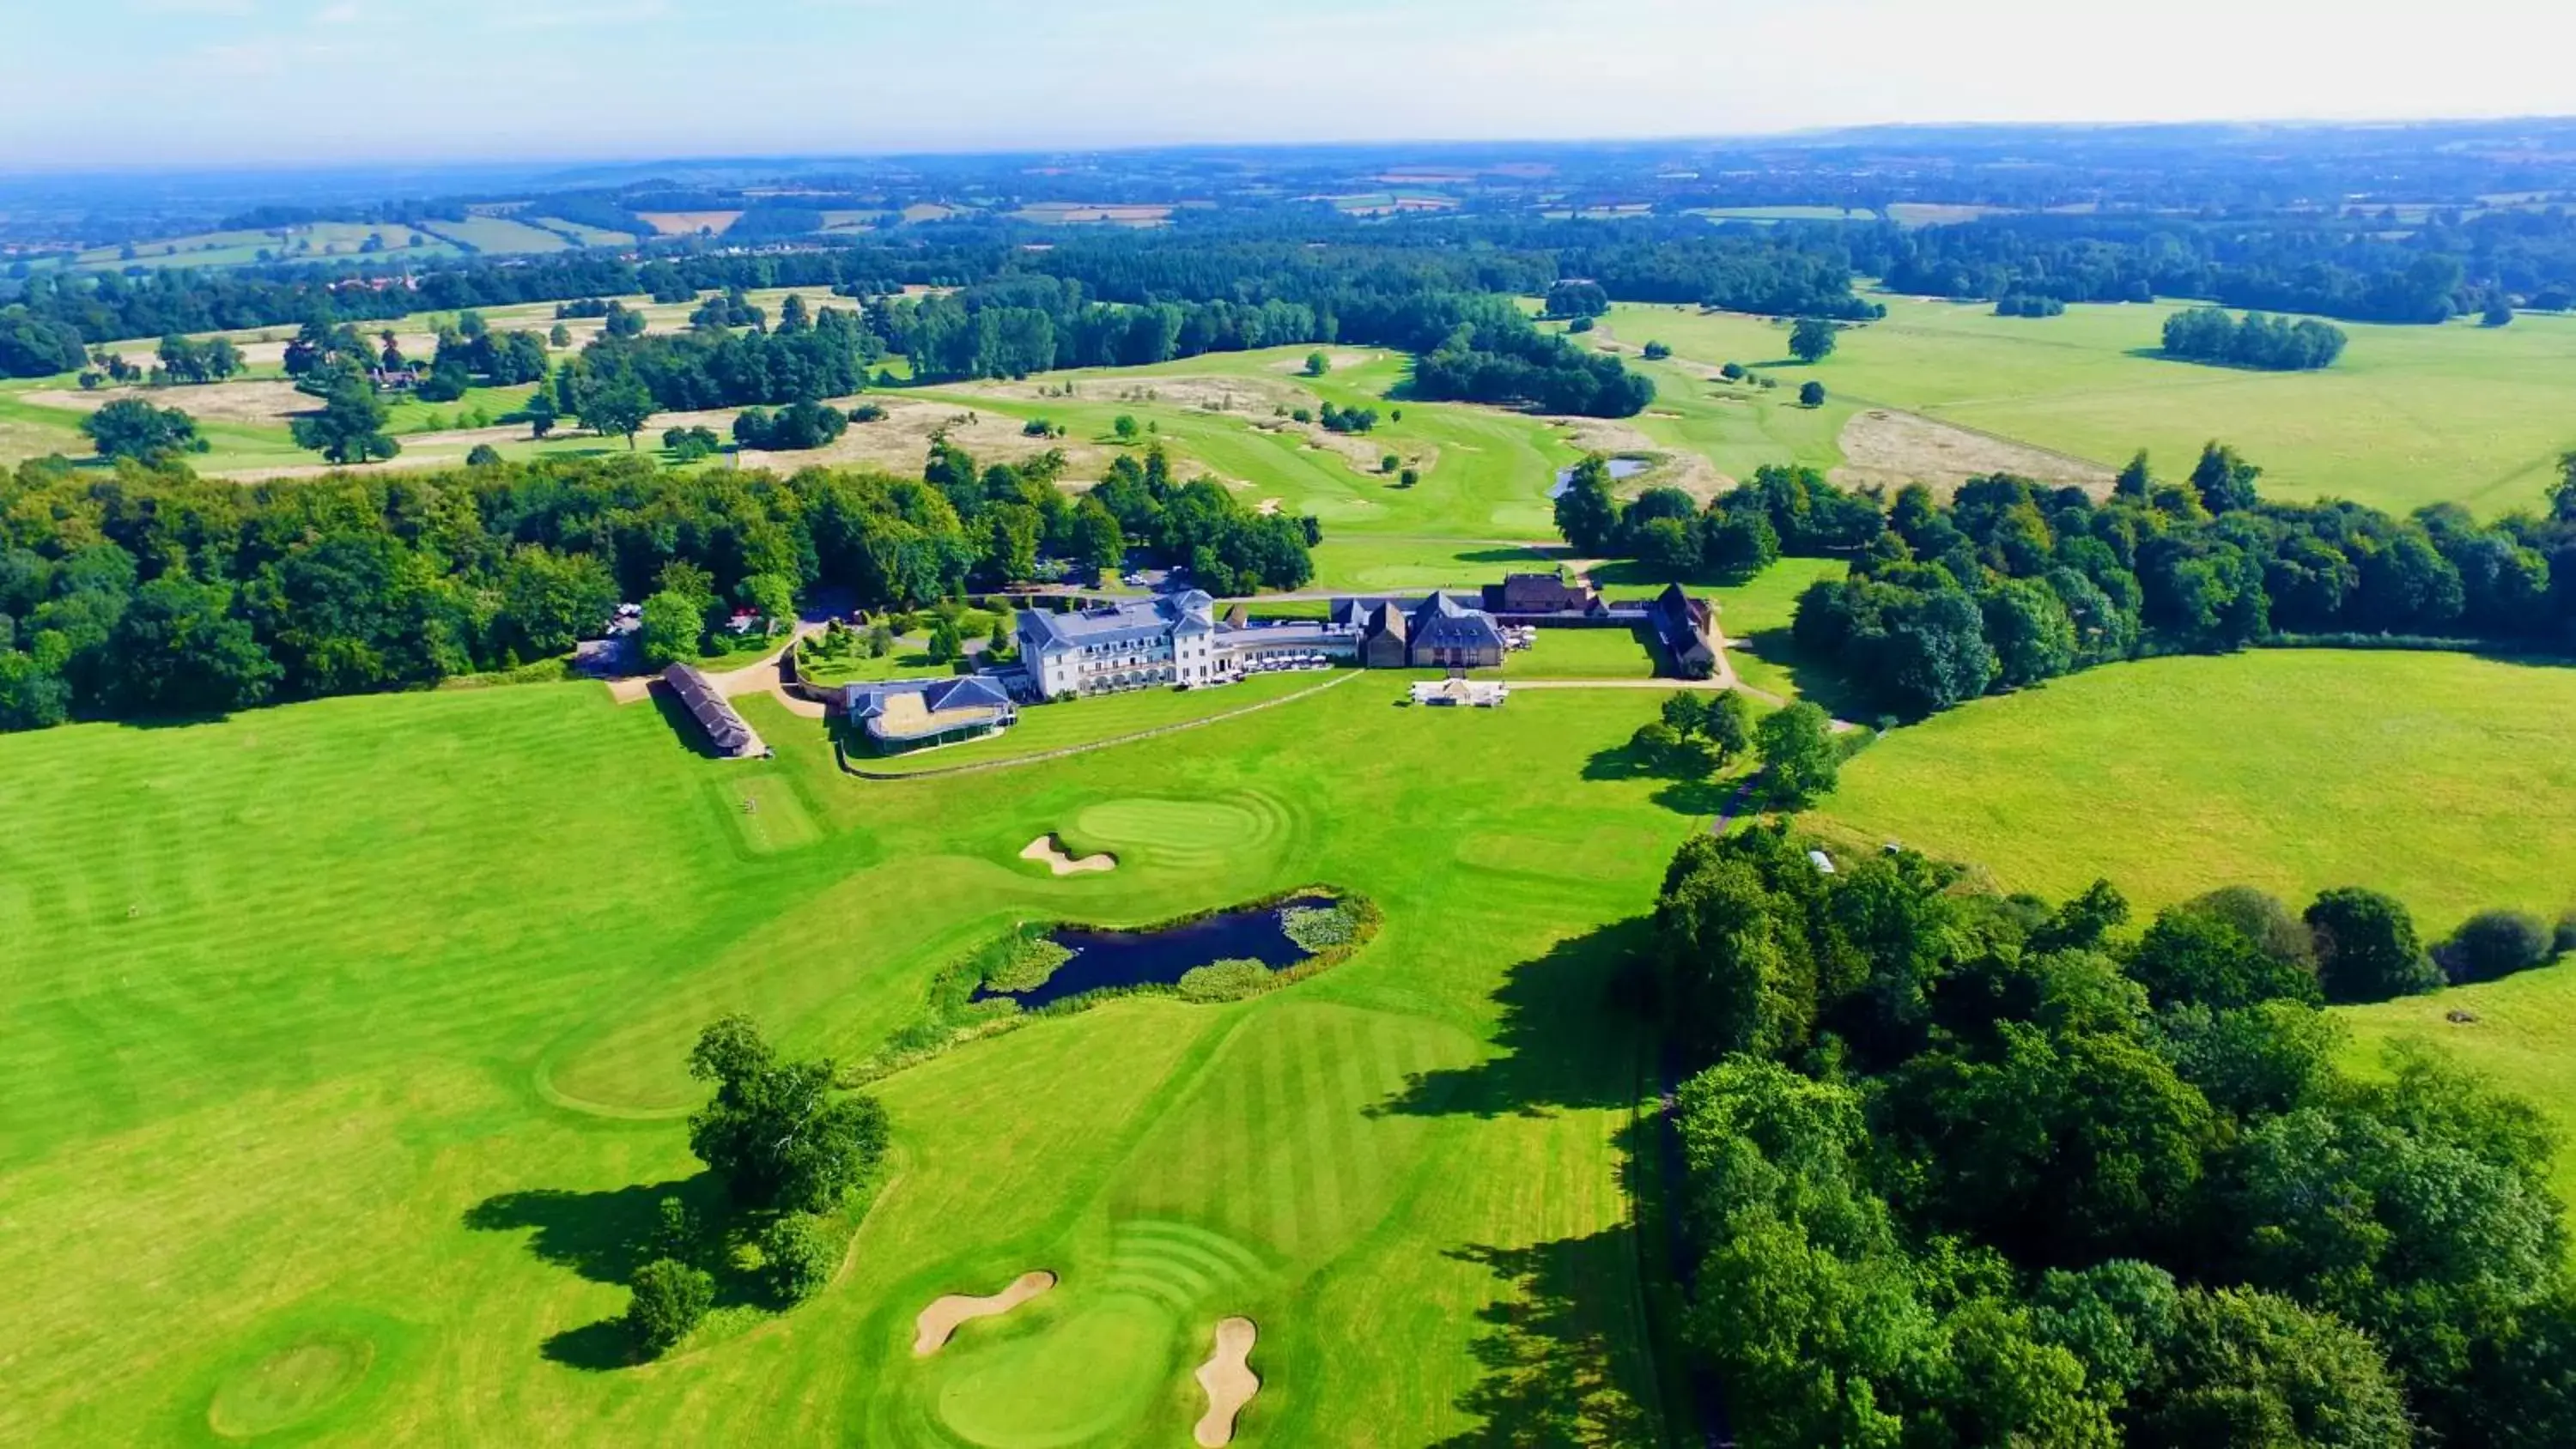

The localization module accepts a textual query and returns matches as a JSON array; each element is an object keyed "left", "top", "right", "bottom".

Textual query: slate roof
[
  {"left": 1408, "top": 591, "right": 1506, "bottom": 652},
  {"left": 839, "top": 675, "right": 1016, "bottom": 742},
  {"left": 1485, "top": 573, "right": 1601, "bottom": 614},
  {"left": 664, "top": 664, "right": 762, "bottom": 757},
  {"left": 1018, "top": 592, "right": 1214, "bottom": 654},
  {"left": 1650, "top": 584, "right": 1716, "bottom": 658}
]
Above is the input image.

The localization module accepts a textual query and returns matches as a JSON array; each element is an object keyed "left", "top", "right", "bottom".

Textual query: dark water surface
[
  {"left": 973, "top": 897, "right": 1327, "bottom": 1009},
  {"left": 1550, "top": 456, "right": 1649, "bottom": 498}
]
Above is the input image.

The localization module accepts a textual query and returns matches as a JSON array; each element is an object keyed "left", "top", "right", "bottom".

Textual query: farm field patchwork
[
  {"left": 1607, "top": 298, "right": 2576, "bottom": 516},
  {"left": 0, "top": 667, "right": 1689, "bottom": 1446}
]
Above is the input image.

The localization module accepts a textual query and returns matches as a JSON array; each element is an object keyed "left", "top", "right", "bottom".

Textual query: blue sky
[{"left": 9, "top": 0, "right": 2573, "bottom": 167}]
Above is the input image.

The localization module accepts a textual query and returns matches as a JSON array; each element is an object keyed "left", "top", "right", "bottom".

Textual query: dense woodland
[
  {"left": 1656, "top": 824, "right": 2576, "bottom": 1447},
  {"left": 0, "top": 224, "right": 1870, "bottom": 395},
  {"left": 1560, "top": 446, "right": 2576, "bottom": 721},
  {"left": 1855, "top": 210, "right": 2576, "bottom": 323},
  {"left": 0, "top": 441, "right": 1310, "bottom": 731}
]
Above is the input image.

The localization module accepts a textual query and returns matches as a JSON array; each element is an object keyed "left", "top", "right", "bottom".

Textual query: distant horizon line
[{"left": 6, "top": 112, "right": 2576, "bottom": 183}]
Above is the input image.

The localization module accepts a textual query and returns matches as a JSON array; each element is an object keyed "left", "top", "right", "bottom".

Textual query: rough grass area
[
  {"left": 1807, "top": 650, "right": 2576, "bottom": 933},
  {"left": 0, "top": 669, "right": 1687, "bottom": 1445},
  {"left": 1608, "top": 298, "right": 2576, "bottom": 517}
]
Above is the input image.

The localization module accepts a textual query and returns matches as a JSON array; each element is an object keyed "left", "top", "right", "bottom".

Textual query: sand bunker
[
  {"left": 1021, "top": 835, "right": 1117, "bottom": 876},
  {"left": 913, "top": 1271, "right": 1058, "bottom": 1356},
  {"left": 1193, "top": 1318, "right": 1261, "bottom": 1446}
]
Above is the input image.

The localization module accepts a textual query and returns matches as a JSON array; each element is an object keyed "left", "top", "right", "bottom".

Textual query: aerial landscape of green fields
[{"left": 10, "top": 7, "right": 2576, "bottom": 1446}]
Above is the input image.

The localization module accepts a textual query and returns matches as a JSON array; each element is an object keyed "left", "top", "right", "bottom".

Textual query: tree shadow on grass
[
  {"left": 464, "top": 1173, "right": 758, "bottom": 1371},
  {"left": 1373, "top": 919, "right": 1657, "bottom": 1120},
  {"left": 1751, "top": 627, "right": 1879, "bottom": 723},
  {"left": 1429, "top": 1230, "right": 1665, "bottom": 1448},
  {"left": 646, "top": 682, "right": 732, "bottom": 761},
  {"left": 1584, "top": 742, "right": 1741, "bottom": 821}
]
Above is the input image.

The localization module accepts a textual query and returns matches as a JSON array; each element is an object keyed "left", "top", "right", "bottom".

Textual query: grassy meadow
[
  {"left": 1806, "top": 649, "right": 2576, "bottom": 934},
  {"left": 0, "top": 668, "right": 1697, "bottom": 1446},
  {"left": 1607, "top": 298, "right": 2576, "bottom": 517}
]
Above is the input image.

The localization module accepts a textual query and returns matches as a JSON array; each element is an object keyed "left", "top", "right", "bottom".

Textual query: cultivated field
[
  {"left": 1607, "top": 299, "right": 2576, "bottom": 516},
  {"left": 0, "top": 675, "right": 1692, "bottom": 1446}
]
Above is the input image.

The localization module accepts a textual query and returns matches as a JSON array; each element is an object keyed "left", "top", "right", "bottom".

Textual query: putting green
[
  {"left": 1071, "top": 795, "right": 1289, "bottom": 872},
  {"left": 206, "top": 1337, "right": 372, "bottom": 1440},
  {"left": 929, "top": 1294, "right": 1176, "bottom": 1446}
]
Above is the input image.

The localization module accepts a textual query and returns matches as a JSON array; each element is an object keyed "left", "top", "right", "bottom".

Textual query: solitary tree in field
[
  {"left": 1799, "top": 380, "right": 1827, "bottom": 408},
  {"left": 82, "top": 397, "right": 207, "bottom": 462},
  {"left": 525, "top": 387, "right": 559, "bottom": 439},
  {"left": 289, "top": 374, "right": 399, "bottom": 464},
  {"left": 1113, "top": 414, "right": 1140, "bottom": 443},
  {"left": 1755, "top": 702, "right": 1840, "bottom": 808},
  {"left": 577, "top": 377, "right": 656, "bottom": 449},
  {"left": 1704, "top": 691, "right": 1753, "bottom": 762},
  {"left": 1303, "top": 351, "right": 1331, "bottom": 378},
  {"left": 1789, "top": 318, "right": 1839, "bottom": 364},
  {"left": 685, "top": 1014, "right": 889, "bottom": 1215}
]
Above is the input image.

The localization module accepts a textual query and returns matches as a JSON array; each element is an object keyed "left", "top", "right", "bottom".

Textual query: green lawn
[
  {"left": 1609, "top": 298, "right": 2576, "bottom": 517},
  {"left": 1704, "top": 557, "right": 1848, "bottom": 700},
  {"left": 1492, "top": 626, "right": 1662, "bottom": 680},
  {"left": 1807, "top": 650, "right": 2576, "bottom": 934},
  {"left": 852, "top": 669, "right": 1346, "bottom": 774},
  {"left": 0, "top": 662, "right": 1690, "bottom": 1445}
]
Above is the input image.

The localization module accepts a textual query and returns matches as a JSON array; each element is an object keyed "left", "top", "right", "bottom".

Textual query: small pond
[
  {"left": 972, "top": 896, "right": 1329, "bottom": 1009},
  {"left": 1549, "top": 456, "right": 1649, "bottom": 499}
]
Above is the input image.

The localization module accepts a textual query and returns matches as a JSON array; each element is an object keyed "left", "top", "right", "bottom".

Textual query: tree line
[
  {"left": 0, "top": 436, "right": 1316, "bottom": 731},
  {"left": 1, "top": 220, "right": 1878, "bottom": 382},
  {"left": 1560, "top": 444, "right": 2576, "bottom": 721},
  {"left": 1653, "top": 823, "right": 2576, "bottom": 1446},
  {"left": 1854, "top": 209, "right": 2574, "bottom": 324}
]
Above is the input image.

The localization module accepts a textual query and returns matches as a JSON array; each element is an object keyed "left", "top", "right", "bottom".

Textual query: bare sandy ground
[
  {"left": 29, "top": 379, "right": 310, "bottom": 426},
  {"left": 1545, "top": 417, "right": 1730, "bottom": 504},
  {"left": 1833, "top": 408, "right": 2115, "bottom": 498},
  {"left": 912, "top": 1271, "right": 1058, "bottom": 1355},
  {"left": 1021, "top": 835, "right": 1117, "bottom": 875},
  {"left": 1193, "top": 1318, "right": 1261, "bottom": 1446},
  {"left": 1264, "top": 349, "right": 1387, "bottom": 374},
  {"left": 724, "top": 397, "right": 1122, "bottom": 481}
]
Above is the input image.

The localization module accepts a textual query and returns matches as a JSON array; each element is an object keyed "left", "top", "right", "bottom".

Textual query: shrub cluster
[
  {"left": 2162, "top": 306, "right": 2348, "bottom": 370},
  {"left": 1177, "top": 959, "right": 1275, "bottom": 1003}
]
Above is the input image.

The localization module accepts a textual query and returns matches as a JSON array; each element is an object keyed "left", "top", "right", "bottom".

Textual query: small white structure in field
[
  {"left": 1412, "top": 678, "right": 1508, "bottom": 708},
  {"left": 1808, "top": 849, "right": 1837, "bottom": 876}
]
